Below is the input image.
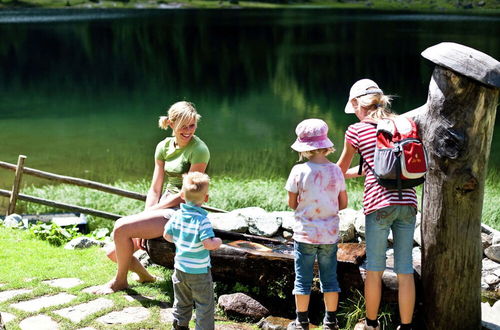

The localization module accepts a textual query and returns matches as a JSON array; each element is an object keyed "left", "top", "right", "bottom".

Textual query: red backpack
[{"left": 358, "top": 117, "right": 428, "bottom": 198}]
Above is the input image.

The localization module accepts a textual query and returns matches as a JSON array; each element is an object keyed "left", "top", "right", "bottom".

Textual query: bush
[{"left": 28, "top": 222, "right": 81, "bottom": 246}]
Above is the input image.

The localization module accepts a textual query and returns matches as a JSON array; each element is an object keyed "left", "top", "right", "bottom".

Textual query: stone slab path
[{"left": 0, "top": 277, "right": 173, "bottom": 328}]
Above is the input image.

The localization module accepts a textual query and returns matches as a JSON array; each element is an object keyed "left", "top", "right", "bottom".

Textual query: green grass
[
  {"left": 13, "top": 172, "right": 499, "bottom": 230},
  {"left": 0, "top": 226, "right": 177, "bottom": 329}
]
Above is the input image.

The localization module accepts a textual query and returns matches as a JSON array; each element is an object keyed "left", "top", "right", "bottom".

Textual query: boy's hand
[{"left": 202, "top": 237, "right": 222, "bottom": 250}]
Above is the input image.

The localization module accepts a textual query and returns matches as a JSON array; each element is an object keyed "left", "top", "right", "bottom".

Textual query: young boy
[{"left": 163, "top": 171, "right": 222, "bottom": 330}]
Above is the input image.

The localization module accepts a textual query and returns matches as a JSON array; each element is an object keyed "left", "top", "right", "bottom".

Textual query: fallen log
[{"left": 146, "top": 231, "right": 366, "bottom": 293}]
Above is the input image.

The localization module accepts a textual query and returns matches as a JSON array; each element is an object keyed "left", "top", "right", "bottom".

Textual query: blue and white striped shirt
[{"left": 164, "top": 202, "right": 215, "bottom": 274}]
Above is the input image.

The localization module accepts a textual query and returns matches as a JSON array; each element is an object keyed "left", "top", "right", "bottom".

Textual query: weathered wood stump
[{"left": 413, "top": 42, "right": 499, "bottom": 330}]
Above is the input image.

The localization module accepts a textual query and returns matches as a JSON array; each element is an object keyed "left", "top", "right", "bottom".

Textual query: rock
[
  {"left": 218, "top": 292, "right": 269, "bottom": 321},
  {"left": 483, "top": 258, "right": 500, "bottom": 271},
  {"left": 354, "top": 211, "right": 366, "bottom": 237},
  {"left": 481, "top": 300, "right": 500, "bottom": 329},
  {"left": 19, "top": 315, "right": 59, "bottom": 330},
  {"left": 0, "top": 289, "right": 32, "bottom": 303},
  {"left": 208, "top": 211, "right": 248, "bottom": 233},
  {"left": 96, "top": 307, "right": 150, "bottom": 324},
  {"left": 477, "top": 0, "right": 485, "bottom": 6},
  {"left": 485, "top": 244, "right": 500, "bottom": 263},
  {"left": 257, "top": 316, "right": 293, "bottom": 330},
  {"left": 42, "top": 278, "right": 84, "bottom": 289},
  {"left": 339, "top": 208, "right": 357, "bottom": 242},
  {"left": 11, "top": 293, "right": 76, "bottom": 312},
  {"left": 483, "top": 233, "right": 493, "bottom": 250},
  {"left": 54, "top": 298, "right": 113, "bottom": 323},
  {"left": 484, "top": 274, "right": 499, "bottom": 285},
  {"left": 493, "top": 232, "right": 500, "bottom": 246},
  {"left": 0, "top": 312, "right": 15, "bottom": 325},
  {"left": 237, "top": 207, "right": 281, "bottom": 237},
  {"left": 270, "top": 211, "right": 294, "bottom": 232},
  {"left": 282, "top": 230, "right": 293, "bottom": 239},
  {"left": 413, "top": 212, "right": 422, "bottom": 246},
  {"left": 133, "top": 249, "right": 152, "bottom": 268},
  {"left": 3, "top": 214, "right": 23, "bottom": 228},
  {"left": 64, "top": 237, "right": 103, "bottom": 250}
]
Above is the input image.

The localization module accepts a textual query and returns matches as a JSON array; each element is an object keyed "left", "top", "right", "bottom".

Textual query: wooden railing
[{"left": 0, "top": 155, "right": 226, "bottom": 219}]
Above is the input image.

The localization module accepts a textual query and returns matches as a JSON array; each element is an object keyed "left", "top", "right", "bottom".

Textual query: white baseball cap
[{"left": 344, "top": 79, "right": 384, "bottom": 114}]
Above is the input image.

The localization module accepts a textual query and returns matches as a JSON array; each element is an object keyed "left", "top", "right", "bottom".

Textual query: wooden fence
[{"left": 0, "top": 155, "right": 226, "bottom": 219}]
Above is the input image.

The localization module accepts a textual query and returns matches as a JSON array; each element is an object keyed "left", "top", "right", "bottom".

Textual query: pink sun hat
[{"left": 291, "top": 118, "right": 334, "bottom": 152}]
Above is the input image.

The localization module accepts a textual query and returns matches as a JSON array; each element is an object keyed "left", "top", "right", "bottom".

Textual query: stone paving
[{"left": 0, "top": 277, "right": 178, "bottom": 329}]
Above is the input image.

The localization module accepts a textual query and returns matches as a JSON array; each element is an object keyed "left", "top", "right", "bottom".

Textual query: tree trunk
[{"left": 416, "top": 43, "right": 499, "bottom": 330}]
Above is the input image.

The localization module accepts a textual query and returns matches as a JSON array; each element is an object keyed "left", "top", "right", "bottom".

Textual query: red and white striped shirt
[{"left": 345, "top": 121, "right": 418, "bottom": 215}]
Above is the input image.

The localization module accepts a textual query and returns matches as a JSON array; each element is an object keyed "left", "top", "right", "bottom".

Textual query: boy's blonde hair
[
  {"left": 182, "top": 172, "right": 210, "bottom": 204},
  {"left": 356, "top": 93, "right": 395, "bottom": 120},
  {"left": 298, "top": 147, "right": 335, "bottom": 161},
  {"left": 158, "top": 101, "right": 201, "bottom": 134}
]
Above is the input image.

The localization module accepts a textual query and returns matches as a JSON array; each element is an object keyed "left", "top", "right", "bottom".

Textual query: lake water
[{"left": 0, "top": 9, "right": 499, "bottom": 192}]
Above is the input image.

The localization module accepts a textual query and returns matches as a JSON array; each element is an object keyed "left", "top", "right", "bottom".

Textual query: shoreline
[{"left": 0, "top": 0, "right": 499, "bottom": 14}]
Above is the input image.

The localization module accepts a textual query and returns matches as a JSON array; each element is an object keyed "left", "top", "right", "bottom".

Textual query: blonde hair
[
  {"left": 356, "top": 93, "right": 395, "bottom": 120},
  {"left": 182, "top": 171, "right": 210, "bottom": 204},
  {"left": 158, "top": 101, "right": 201, "bottom": 134},
  {"left": 298, "top": 147, "right": 335, "bottom": 161}
]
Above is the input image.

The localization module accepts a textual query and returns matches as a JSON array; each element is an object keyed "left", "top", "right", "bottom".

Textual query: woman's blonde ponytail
[{"left": 158, "top": 116, "right": 170, "bottom": 130}]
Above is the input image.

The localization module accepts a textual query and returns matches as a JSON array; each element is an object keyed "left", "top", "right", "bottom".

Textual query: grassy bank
[
  {"left": 0, "top": 0, "right": 499, "bottom": 12},
  {"left": 11, "top": 172, "right": 500, "bottom": 230}
]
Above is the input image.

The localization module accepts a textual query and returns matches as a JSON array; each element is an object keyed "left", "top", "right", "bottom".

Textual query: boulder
[
  {"left": 339, "top": 209, "right": 356, "bottom": 242},
  {"left": 237, "top": 207, "right": 281, "bottom": 237},
  {"left": 134, "top": 249, "right": 152, "bottom": 268},
  {"left": 485, "top": 245, "right": 500, "bottom": 263},
  {"left": 3, "top": 214, "right": 22, "bottom": 228},
  {"left": 208, "top": 212, "right": 248, "bottom": 233},
  {"left": 481, "top": 300, "right": 500, "bottom": 330},
  {"left": 257, "top": 316, "right": 293, "bottom": 330},
  {"left": 64, "top": 237, "right": 103, "bottom": 250},
  {"left": 218, "top": 292, "right": 269, "bottom": 321},
  {"left": 482, "top": 233, "right": 493, "bottom": 250},
  {"left": 270, "top": 211, "right": 294, "bottom": 232},
  {"left": 354, "top": 211, "right": 366, "bottom": 237}
]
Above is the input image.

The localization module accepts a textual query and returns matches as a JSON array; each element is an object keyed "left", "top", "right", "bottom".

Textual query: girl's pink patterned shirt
[{"left": 285, "top": 162, "right": 346, "bottom": 244}]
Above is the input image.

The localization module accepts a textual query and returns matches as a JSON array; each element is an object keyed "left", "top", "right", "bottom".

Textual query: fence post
[
  {"left": 415, "top": 43, "right": 499, "bottom": 329},
  {"left": 7, "top": 155, "right": 26, "bottom": 216}
]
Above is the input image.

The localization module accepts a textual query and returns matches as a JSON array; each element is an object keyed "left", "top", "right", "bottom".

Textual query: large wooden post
[
  {"left": 414, "top": 43, "right": 499, "bottom": 329},
  {"left": 7, "top": 155, "right": 26, "bottom": 215}
]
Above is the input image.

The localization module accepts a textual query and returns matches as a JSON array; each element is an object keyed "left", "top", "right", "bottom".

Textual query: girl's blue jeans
[
  {"left": 365, "top": 205, "right": 417, "bottom": 274},
  {"left": 293, "top": 241, "right": 341, "bottom": 295}
]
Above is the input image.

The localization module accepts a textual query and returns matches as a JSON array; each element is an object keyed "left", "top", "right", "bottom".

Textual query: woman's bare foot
[
  {"left": 132, "top": 273, "right": 158, "bottom": 283},
  {"left": 92, "top": 279, "right": 128, "bottom": 294}
]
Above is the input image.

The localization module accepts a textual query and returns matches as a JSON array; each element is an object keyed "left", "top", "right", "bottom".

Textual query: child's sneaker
[
  {"left": 322, "top": 321, "right": 340, "bottom": 330},
  {"left": 354, "top": 320, "right": 380, "bottom": 330},
  {"left": 287, "top": 320, "right": 310, "bottom": 330},
  {"left": 172, "top": 320, "right": 189, "bottom": 330},
  {"left": 364, "top": 321, "right": 380, "bottom": 330}
]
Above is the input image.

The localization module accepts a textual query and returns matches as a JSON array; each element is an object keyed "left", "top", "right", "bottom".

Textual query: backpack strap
[{"left": 358, "top": 121, "right": 377, "bottom": 176}]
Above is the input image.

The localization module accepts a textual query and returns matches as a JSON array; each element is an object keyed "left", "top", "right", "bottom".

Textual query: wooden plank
[
  {"left": 7, "top": 155, "right": 26, "bottom": 215},
  {"left": 0, "top": 189, "right": 122, "bottom": 220},
  {"left": 0, "top": 160, "right": 226, "bottom": 214},
  {"left": 421, "top": 42, "right": 500, "bottom": 87},
  {"left": 0, "top": 160, "right": 145, "bottom": 201}
]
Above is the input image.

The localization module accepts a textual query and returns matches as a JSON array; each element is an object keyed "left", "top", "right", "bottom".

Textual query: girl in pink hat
[{"left": 285, "top": 118, "right": 348, "bottom": 330}]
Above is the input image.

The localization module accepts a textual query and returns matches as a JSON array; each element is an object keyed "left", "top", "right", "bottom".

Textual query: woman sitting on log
[
  {"left": 337, "top": 79, "right": 417, "bottom": 330},
  {"left": 95, "top": 101, "right": 210, "bottom": 294}
]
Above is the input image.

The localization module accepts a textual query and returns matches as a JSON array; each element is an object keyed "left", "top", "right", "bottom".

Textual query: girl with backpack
[{"left": 337, "top": 79, "right": 418, "bottom": 330}]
